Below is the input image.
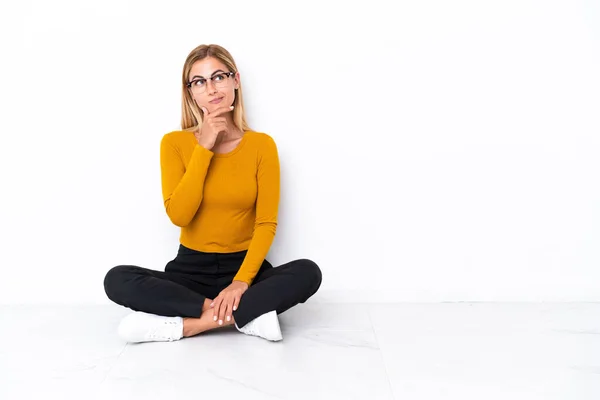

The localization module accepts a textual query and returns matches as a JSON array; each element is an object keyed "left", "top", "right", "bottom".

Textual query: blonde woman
[{"left": 104, "top": 44, "right": 322, "bottom": 343}]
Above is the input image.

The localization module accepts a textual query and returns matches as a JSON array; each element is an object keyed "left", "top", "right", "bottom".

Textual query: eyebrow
[{"left": 190, "top": 69, "right": 226, "bottom": 80}]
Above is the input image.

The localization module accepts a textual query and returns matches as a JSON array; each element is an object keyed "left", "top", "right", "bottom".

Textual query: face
[{"left": 187, "top": 57, "right": 240, "bottom": 114}]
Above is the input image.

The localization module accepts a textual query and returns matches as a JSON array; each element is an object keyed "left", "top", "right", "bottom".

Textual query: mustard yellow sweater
[{"left": 159, "top": 130, "right": 280, "bottom": 285}]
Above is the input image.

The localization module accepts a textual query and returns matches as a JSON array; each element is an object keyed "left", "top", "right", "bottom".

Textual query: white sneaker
[
  {"left": 117, "top": 311, "right": 183, "bottom": 343},
  {"left": 235, "top": 310, "right": 283, "bottom": 341}
]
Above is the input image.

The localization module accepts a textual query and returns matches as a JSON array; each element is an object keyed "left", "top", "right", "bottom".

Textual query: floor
[{"left": 1, "top": 303, "right": 599, "bottom": 400}]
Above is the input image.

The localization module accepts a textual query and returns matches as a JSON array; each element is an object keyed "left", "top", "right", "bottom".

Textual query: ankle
[{"left": 182, "top": 317, "right": 202, "bottom": 337}]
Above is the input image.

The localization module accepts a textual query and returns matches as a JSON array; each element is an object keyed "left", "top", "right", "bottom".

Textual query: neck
[
  {"left": 226, "top": 112, "right": 244, "bottom": 137},
  {"left": 224, "top": 111, "right": 235, "bottom": 129},
  {"left": 217, "top": 114, "right": 243, "bottom": 144}
]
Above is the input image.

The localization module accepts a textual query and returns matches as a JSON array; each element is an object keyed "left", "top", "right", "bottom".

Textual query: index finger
[{"left": 205, "top": 105, "right": 234, "bottom": 118}]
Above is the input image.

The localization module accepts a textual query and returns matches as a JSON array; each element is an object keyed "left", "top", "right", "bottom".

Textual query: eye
[
  {"left": 213, "top": 73, "right": 226, "bottom": 82},
  {"left": 192, "top": 79, "right": 206, "bottom": 86}
]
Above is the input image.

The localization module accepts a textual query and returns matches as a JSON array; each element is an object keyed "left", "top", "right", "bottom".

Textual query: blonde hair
[{"left": 180, "top": 44, "right": 252, "bottom": 133}]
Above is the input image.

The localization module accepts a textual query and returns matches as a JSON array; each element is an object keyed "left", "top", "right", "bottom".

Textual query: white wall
[{"left": 1, "top": 0, "right": 599, "bottom": 304}]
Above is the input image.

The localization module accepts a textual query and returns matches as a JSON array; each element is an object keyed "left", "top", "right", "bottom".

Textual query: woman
[{"left": 103, "top": 44, "right": 322, "bottom": 343}]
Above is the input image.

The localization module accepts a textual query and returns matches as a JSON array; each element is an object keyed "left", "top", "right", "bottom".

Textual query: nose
[{"left": 206, "top": 79, "right": 218, "bottom": 94}]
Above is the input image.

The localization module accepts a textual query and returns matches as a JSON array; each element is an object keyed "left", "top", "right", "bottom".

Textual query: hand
[
  {"left": 195, "top": 105, "right": 234, "bottom": 150},
  {"left": 211, "top": 280, "right": 249, "bottom": 325}
]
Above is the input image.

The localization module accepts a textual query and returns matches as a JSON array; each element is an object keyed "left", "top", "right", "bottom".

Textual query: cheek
[
  {"left": 193, "top": 95, "right": 209, "bottom": 108},
  {"left": 220, "top": 91, "right": 234, "bottom": 107},
  {"left": 229, "top": 89, "right": 237, "bottom": 103},
  {"left": 227, "top": 93, "right": 235, "bottom": 105}
]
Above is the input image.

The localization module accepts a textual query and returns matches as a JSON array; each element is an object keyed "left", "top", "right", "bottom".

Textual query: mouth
[{"left": 209, "top": 97, "right": 224, "bottom": 104}]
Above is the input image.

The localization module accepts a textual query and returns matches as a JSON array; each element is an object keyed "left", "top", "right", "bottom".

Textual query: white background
[{"left": 0, "top": 0, "right": 598, "bottom": 304}]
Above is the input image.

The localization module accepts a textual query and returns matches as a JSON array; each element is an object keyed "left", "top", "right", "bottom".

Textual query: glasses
[{"left": 186, "top": 71, "right": 235, "bottom": 94}]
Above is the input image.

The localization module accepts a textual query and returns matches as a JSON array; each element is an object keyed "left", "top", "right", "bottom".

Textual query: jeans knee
[
  {"left": 104, "top": 265, "right": 134, "bottom": 302},
  {"left": 298, "top": 259, "right": 322, "bottom": 293}
]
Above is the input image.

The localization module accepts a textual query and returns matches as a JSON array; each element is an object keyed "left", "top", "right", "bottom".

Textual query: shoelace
[{"left": 148, "top": 320, "right": 179, "bottom": 340}]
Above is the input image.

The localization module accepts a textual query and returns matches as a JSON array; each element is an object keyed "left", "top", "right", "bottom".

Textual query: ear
[{"left": 234, "top": 71, "right": 241, "bottom": 89}]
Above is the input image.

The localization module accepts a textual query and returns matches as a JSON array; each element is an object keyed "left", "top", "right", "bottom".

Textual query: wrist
[
  {"left": 233, "top": 279, "right": 249, "bottom": 289},
  {"left": 196, "top": 140, "right": 214, "bottom": 151}
]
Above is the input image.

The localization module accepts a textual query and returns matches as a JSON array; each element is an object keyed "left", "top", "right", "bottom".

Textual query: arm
[
  {"left": 233, "top": 135, "right": 280, "bottom": 285},
  {"left": 160, "top": 134, "right": 214, "bottom": 227}
]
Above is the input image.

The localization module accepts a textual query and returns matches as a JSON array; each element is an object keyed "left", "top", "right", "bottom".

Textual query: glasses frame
[{"left": 186, "top": 71, "right": 236, "bottom": 94}]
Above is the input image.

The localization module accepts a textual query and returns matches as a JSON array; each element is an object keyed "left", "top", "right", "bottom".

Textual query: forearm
[
  {"left": 162, "top": 144, "right": 213, "bottom": 227},
  {"left": 233, "top": 222, "right": 277, "bottom": 285}
]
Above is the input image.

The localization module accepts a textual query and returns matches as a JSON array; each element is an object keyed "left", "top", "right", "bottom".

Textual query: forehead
[{"left": 189, "top": 57, "right": 228, "bottom": 78}]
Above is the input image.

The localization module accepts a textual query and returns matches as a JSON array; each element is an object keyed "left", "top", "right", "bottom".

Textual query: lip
[{"left": 209, "top": 97, "right": 223, "bottom": 104}]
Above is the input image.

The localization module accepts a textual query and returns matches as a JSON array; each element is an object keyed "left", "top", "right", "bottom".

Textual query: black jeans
[{"left": 104, "top": 244, "right": 322, "bottom": 328}]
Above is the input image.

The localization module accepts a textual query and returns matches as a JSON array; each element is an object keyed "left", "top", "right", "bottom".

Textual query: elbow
[
  {"left": 164, "top": 201, "right": 192, "bottom": 227},
  {"left": 168, "top": 214, "right": 192, "bottom": 228},
  {"left": 256, "top": 220, "right": 277, "bottom": 234}
]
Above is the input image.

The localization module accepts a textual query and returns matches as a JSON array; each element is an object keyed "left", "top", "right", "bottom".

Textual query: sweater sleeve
[
  {"left": 160, "top": 134, "right": 214, "bottom": 227},
  {"left": 233, "top": 135, "right": 280, "bottom": 285}
]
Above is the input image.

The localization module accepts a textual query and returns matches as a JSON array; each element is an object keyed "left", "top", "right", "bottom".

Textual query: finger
[
  {"left": 210, "top": 121, "right": 227, "bottom": 129},
  {"left": 212, "top": 306, "right": 217, "bottom": 322},
  {"left": 212, "top": 124, "right": 228, "bottom": 135},
  {"left": 218, "top": 298, "right": 230, "bottom": 325},
  {"left": 211, "top": 298, "right": 218, "bottom": 321},
  {"left": 232, "top": 296, "right": 240, "bottom": 313},
  {"left": 212, "top": 297, "right": 223, "bottom": 322},
  {"left": 224, "top": 301, "right": 232, "bottom": 323},
  {"left": 219, "top": 296, "right": 232, "bottom": 325},
  {"left": 227, "top": 296, "right": 238, "bottom": 321},
  {"left": 208, "top": 117, "right": 227, "bottom": 124},
  {"left": 208, "top": 105, "right": 234, "bottom": 118}
]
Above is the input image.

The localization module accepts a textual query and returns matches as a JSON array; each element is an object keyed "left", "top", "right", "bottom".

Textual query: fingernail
[
  {"left": 218, "top": 320, "right": 223, "bottom": 325},
  {"left": 210, "top": 303, "right": 214, "bottom": 307},
  {"left": 213, "top": 316, "right": 217, "bottom": 321},
  {"left": 230, "top": 106, "right": 234, "bottom": 110},
  {"left": 233, "top": 306, "right": 237, "bottom": 311},
  {"left": 226, "top": 316, "right": 231, "bottom": 322}
]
